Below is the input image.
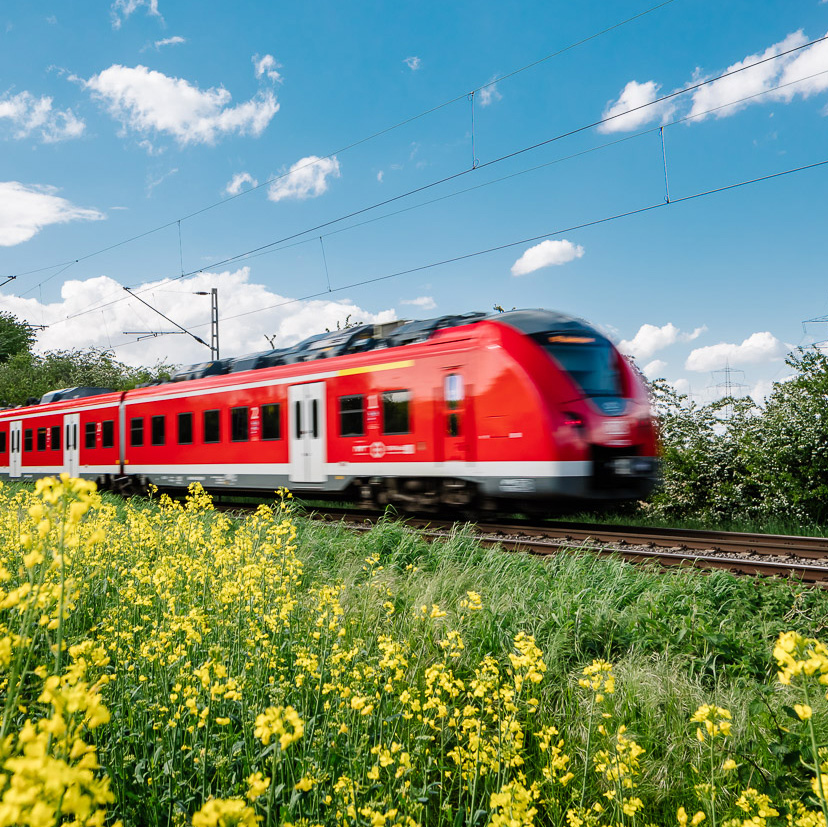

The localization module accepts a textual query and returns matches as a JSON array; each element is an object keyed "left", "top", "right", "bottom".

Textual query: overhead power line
[
  {"left": 107, "top": 155, "right": 827, "bottom": 349},
  {"left": 41, "top": 40, "right": 828, "bottom": 332},
  {"left": 1, "top": 0, "right": 678, "bottom": 286}
]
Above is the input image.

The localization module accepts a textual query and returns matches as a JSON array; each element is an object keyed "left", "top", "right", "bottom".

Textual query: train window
[
  {"left": 537, "top": 334, "right": 622, "bottom": 398},
  {"left": 231, "top": 407, "right": 249, "bottom": 442},
  {"left": 445, "top": 374, "right": 464, "bottom": 410},
  {"left": 37, "top": 428, "right": 47, "bottom": 451},
  {"left": 312, "top": 400, "right": 319, "bottom": 439},
  {"left": 51, "top": 426, "right": 60, "bottom": 450},
  {"left": 102, "top": 420, "right": 114, "bottom": 449},
  {"left": 178, "top": 412, "right": 193, "bottom": 445},
  {"left": 130, "top": 417, "right": 144, "bottom": 447},
  {"left": 262, "top": 404, "right": 281, "bottom": 440},
  {"left": 24, "top": 430, "right": 33, "bottom": 452},
  {"left": 84, "top": 423, "right": 96, "bottom": 449},
  {"left": 382, "top": 390, "right": 411, "bottom": 435},
  {"left": 447, "top": 413, "right": 461, "bottom": 437},
  {"left": 0, "top": 432, "right": 6, "bottom": 453},
  {"left": 203, "top": 410, "right": 220, "bottom": 443},
  {"left": 151, "top": 415, "right": 166, "bottom": 446},
  {"left": 339, "top": 395, "right": 365, "bottom": 437}
]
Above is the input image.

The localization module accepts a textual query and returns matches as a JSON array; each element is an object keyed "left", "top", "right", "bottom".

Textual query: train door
[
  {"left": 9, "top": 421, "right": 21, "bottom": 478},
  {"left": 442, "top": 372, "right": 467, "bottom": 462},
  {"left": 63, "top": 413, "right": 80, "bottom": 477},
  {"left": 288, "top": 382, "right": 327, "bottom": 483}
]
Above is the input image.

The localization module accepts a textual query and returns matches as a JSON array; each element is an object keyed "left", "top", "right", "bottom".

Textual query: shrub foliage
[{"left": 647, "top": 348, "right": 828, "bottom": 526}]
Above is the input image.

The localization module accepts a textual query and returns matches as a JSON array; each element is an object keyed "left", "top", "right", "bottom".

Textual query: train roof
[
  {"left": 492, "top": 309, "right": 600, "bottom": 337},
  {"left": 29, "top": 308, "right": 602, "bottom": 406}
]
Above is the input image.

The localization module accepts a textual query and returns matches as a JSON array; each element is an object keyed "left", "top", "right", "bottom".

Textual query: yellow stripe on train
[{"left": 338, "top": 359, "right": 415, "bottom": 377}]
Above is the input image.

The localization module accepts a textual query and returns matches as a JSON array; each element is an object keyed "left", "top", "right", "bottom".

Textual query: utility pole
[
  {"left": 195, "top": 289, "right": 219, "bottom": 360},
  {"left": 122, "top": 287, "right": 219, "bottom": 360}
]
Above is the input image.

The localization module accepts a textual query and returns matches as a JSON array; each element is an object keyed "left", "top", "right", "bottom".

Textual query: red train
[{"left": 0, "top": 310, "right": 659, "bottom": 512}]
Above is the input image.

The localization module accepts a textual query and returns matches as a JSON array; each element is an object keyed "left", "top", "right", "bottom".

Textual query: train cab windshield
[{"left": 534, "top": 333, "right": 622, "bottom": 398}]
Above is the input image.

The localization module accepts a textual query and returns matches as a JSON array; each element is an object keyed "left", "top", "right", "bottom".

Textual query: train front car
[{"left": 485, "top": 310, "right": 659, "bottom": 507}]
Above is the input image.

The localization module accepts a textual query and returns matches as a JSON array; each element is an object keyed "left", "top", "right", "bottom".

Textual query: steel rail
[{"left": 305, "top": 506, "right": 828, "bottom": 584}]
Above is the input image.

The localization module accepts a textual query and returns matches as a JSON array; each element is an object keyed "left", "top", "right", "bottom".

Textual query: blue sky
[{"left": 1, "top": 0, "right": 827, "bottom": 402}]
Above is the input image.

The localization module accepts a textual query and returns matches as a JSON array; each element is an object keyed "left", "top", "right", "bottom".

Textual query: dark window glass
[
  {"left": 24, "top": 430, "right": 33, "bottom": 452},
  {"left": 85, "top": 423, "right": 96, "bottom": 449},
  {"left": 130, "top": 417, "right": 144, "bottom": 447},
  {"left": 37, "top": 428, "right": 47, "bottom": 451},
  {"left": 51, "top": 426, "right": 60, "bottom": 450},
  {"left": 203, "top": 410, "right": 220, "bottom": 443},
  {"left": 312, "top": 400, "right": 319, "bottom": 439},
  {"left": 536, "top": 334, "right": 622, "bottom": 398},
  {"left": 178, "top": 412, "right": 193, "bottom": 445},
  {"left": 0, "top": 432, "right": 6, "bottom": 453},
  {"left": 340, "top": 395, "right": 365, "bottom": 437},
  {"left": 447, "top": 413, "right": 461, "bottom": 437},
  {"left": 382, "top": 390, "right": 411, "bottom": 435},
  {"left": 231, "top": 407, "right": 248, "bottom": 442},
  {"left": 294, "top": 402, "right": 301, "bottom": 439},
  {"left": 151, "top": 415, "right": 165, "bottom": 446},
  {"left": 102, "top": 420, "right": 114, "bottom": 449},
  {"left": 262, "top": 404, "right": 280, "bottom": 440}
]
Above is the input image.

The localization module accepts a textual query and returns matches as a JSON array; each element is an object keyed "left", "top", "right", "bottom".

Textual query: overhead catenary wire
[
  {"left": 130, "top": 30, "right": 828, "bottom": 280},
  {"left": 106, "top": 155, "right": 828, "bottom": 351},
  {"left": 41, "top": 52, "right": 828, "bottom": 333},
  {"left": 197, "top": 64, "right": 828, "bottom": 266},
  {"left": 0, "top": 0, "right": 679, "bottom": 285}
]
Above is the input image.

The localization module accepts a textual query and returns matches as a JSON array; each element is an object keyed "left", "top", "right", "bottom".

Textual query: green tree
[
  {"left": 0, "top": 313, "right": 36, "bottom": 364},
  {"left": 645, "top": 348, "right": 828, "bottom": 526},
  {"left": 741, "top": 348, "right": 828, "bottom": 522},
  {"left": 0, "top": 349, "right": 175, "bottom": 407}
]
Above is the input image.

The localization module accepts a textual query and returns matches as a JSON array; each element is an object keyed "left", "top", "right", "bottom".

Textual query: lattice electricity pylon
[
  {"left": 803, "top": 315, "right": 828, "bottom": 349},
  {"left": 708, "top": 361, "right": 748, "bottom": 418}
]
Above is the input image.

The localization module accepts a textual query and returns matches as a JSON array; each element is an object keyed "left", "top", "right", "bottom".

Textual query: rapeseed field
[{"left": 0, "top": 476, "right": 826, "bottom": 827}]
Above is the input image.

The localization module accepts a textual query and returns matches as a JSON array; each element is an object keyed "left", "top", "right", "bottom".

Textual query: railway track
[{"left": 303, "top": 506, "right": 828, "bottom": 584}]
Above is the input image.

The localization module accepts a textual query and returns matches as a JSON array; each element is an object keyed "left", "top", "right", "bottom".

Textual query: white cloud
[
  {"left": 642, "top": 359, "right": 667, "bottom": 378},
  {"left": 1, "top": 268, "right": 395, "bottom": 367},
  {"left": 510, "top": 239, "right": 584, "bottom": 276},
  {"left": 400, "top": 296, "right": 436, "bottom": 311},
  {"left": 404, "top": 56, "right": 421, "bottom": 71},
  {"left": 225, "top": 172, "right": 259, "bottom": 195},
  {"left": 479, "top": 79, "right": 502, "bottom": 107},
  {"left": 598, "top": 80, "right": 676, "bottom": 133},
  {"left": 0, "top": 91, "right": 85, "bottom": 143},
  {"left": 773, "top": 35, "right": 828, "bottom": 101},
  {"left": 602, "top": 30, "right": 828, "bottom": 134},
  {"left": 154, "top": 35, "right": 185, "bottom": 49},
  {"left": 145, "top": 167, "right": 178, "bottom": 197},
  {"left": 685, "top": 331, "right": 787, "bottom": 371},
  {"left": 111, "top": 0, "right": 162, "bottom": 29},
  {"left": 750, "top": 378, "right": 777, "bottom": 404},
  {"left": 688, "top": 31, "right": 810, "bottom": 120},
  {"left": 619, "top": 322, "right": 705, "bottom": 361},
  {"left": 0, "top": 182, "right": 104, "bottom": 246},
  {"left": 267, "top": 155, "right": 341, "bottom": 202},
  {"left": 376, "top": 170, "right": 384, "bottom": 183},
  {"left": 86, "top": 65, "right": 279, "bottom": 146},
  {"left": 672, "top": 378, "right": 691, "bottom": 396},
  {"left": 253, "top": 54, "right": 283, "bottom": 83}
]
